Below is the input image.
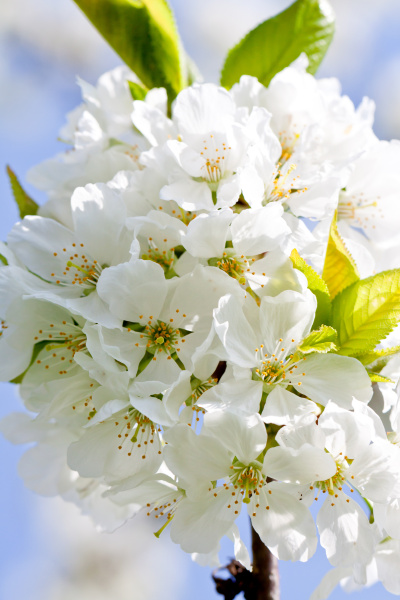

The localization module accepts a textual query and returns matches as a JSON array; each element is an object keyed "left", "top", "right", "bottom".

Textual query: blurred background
[{"left": 1, "top": 1, "right": 400, "bottom": 598}]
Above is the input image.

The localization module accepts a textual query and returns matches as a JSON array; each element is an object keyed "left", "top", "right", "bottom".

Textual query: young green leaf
[
  {"left": 220, "top": 0, "right": 335, "bottom": 89},
  {"left": 322, "top": 210, "right": 359, "bottom": 299},
  {"left": 6, "top": 166, "right": 39, "bottom": 219},
  {"left": 128, "top": 80, "right": 148, "bottom": 101},
  {"left": 73, "top": 0, "right": 186, "bottom": 103},
  {"left": 357, "top": 346, "right": 400, "bottom": 367},
  {"left": 366, "top": 371, "right": 393, "bottom": 384},
  {"left": 290, "top": 248, "right": 331, "bottom": 328},
  {"left": 332, "top": 270, "right": 400, "bottom": 357},
  {"left": 298, "top": 325, "right": 337, "bottom": 354}
]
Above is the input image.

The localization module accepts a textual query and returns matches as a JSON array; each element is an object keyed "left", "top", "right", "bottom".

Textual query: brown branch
[
  {"left": 212, "top": 524, "right": 279, "bottom": 600},
  {"left": 245, "top": 525, "right": 280, "bottom": 600}
]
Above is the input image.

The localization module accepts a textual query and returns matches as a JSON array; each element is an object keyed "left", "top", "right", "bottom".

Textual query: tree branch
[
  {"left": 246, "top": 525, "right": 280, "bottom": 600},
  {"left": 212, "top": 524, "right": 280, "bottom": 600}
]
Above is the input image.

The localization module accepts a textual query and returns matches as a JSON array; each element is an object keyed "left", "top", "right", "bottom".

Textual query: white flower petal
[
  {"left": 204, "top": 411, "right": 267, "bottom": 465},
  {"left": 163, "top": 423, "right": 232, "bottom": 488},
  {"left": 182, "top": 210, "right": 232, "bottom": 258},
  {"left": 261, "top": 386, "right": 319, "bottom": 426},
  {"left": 170, "top": 488, "right": 237, "bottom": 554},
  {"left": 198, "top": 378, "right": 263, "bottom": 416},
  {"left": 231, "top": 205, "right": 290, "bottom": 255},
  {"left": 250, "top": 483, "right": 317, "bottom": 562},
  {"left": 264, "top": 444, "right": 336, "bottom": 484},
  {"left": 97, "top": 258, "right": 167, "bottom": 322},
  {"left": 296, "top": 354, "right": 372, "bottom": 407},
  {"left": 213, "top": 294, "right": 258, "bottom": 368},
  {"left": 317, "top": 494, "right": 375, "bottom": 568}
]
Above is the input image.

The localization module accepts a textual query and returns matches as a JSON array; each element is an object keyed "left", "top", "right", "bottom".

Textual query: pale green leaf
[
  {"left": 322, "top": 210, "right": 359, "bottom": 299},
  {"left": 358, "top": 346, "right": 400, "bottom": 367},
  {"left": 332, "top": 270, "right": 400, "bottom": 357},
  {"left": 367, "top": 371, "right": 393, "bottom": 384},
  {"left": 290, "top": 248, "right": 331, "bottom": 328},
  {"left": 6, "top": 166, "right": 38, "bottom": 219},
  {"left": 220, "top": 0, "right": 335, "bottom": 89},
  {"left": 73, "top": 0, "right": 186, "bottom": 103},
  {"left": 298, "top": 325, "right": 337, "bottom": 354}
]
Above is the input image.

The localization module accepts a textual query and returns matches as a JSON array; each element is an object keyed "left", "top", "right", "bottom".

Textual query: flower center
[
  {"left": 50, "top": 242, "right": 103, "bottom": 292},
  {"left": 229, "top": 461, "right": 263, "bottom": 504},
  {"left": 279, "top": 131, "right": 300, "bottom": 164},
  {"left": 143, "top": 320, "right": 181, "bottom": 354},
  {"left": 338, "top": 191, "right": 383, "bottom": 232},
  {"left": 115, "top": 408, "right": 161, "bottom": 461},
  {"left": 310, "top": 455, "right": 355, "bottom": 506},
  {"left": 200, "top": 133, "right": 232, "bottom": 184},
  {"left": 253, "top": 341, "right": 306, "bottom": 389},
  {"left": 33, "top": 321, "right": 87, "bottom": 377},
  {"left": 264, "top": 163, "right": 306, "bottom": 205},
  {"left": 209, "top": 250, "right": 249, "bottom": 284},
  {"left": 188, "top": 377, "right": 218, "bottom": 406},
  {"left": 141, "top": 238, "right": 176, "bottom": 273},
  {"left": 315, "top": 457, "right": 348, "bottom": 495}
]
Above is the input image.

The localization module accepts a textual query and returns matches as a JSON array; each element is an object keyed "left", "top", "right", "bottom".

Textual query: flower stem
[{"left": 247, "top": 524, "right": 280, "bottom": 600}]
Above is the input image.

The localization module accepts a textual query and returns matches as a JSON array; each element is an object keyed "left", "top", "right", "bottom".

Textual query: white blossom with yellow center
[
  {"left": 213, "top": 290, "right": 372, "bottom": 416},
  {"left": 163, "top": 410, "right": 317, "bottom": 561}
]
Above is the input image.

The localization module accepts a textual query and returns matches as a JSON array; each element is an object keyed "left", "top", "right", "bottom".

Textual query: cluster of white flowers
[{"left": 3, "top": 54, "right": 400, "bottom": 597}]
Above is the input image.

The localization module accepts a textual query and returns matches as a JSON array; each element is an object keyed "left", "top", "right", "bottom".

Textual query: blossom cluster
[{"left": 3, "top": 55, "right": 400, "bottom": 597}]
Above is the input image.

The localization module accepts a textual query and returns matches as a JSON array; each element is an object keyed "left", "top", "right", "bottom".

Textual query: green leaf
[
  {"left": 358, "top": 346, "right": 400, "bottom": 367},
  {"left": 128, "top": 80, "right": 148, "bottom": 100},
  {"left": 73, "top": 0, "right": 186, "bottom": 103},
  {"left": 290, "top": 248, "right": 331, "bottom": 328},
  {"left": 332, "top": 270, "right": 400, "bottom": 357},
  {"left": 220, "top": 0, "right": 335, "bottom": 89},
  {"left": 6, "top": 166, "right": 38, "bottom": 219},
  {"left": 298, "top": 325, "right": 337, "bottom": 354},
  {"left": 183, "top": 53, "right": 202, "bottom": 86},
  {"left": 367, "top": 371, "right": 393, "bottom": 384},
  {"left": 0, "top": 254, "right": 7, "bottom": 266},
  {"left": 322, "top": 210, "right": 359, "bottom": 299}
]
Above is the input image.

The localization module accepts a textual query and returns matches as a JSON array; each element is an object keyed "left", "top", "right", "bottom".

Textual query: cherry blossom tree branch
[
  {"left": 212, "top": 524, "right": 279, "bottom": 600},
  {"left": 248, "top": 525, "right": 280, "bottom": 600}
]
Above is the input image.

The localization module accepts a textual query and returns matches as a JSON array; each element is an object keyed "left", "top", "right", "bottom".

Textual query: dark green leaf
[{"left": 220, "top": 0, "right": 335, "bottom": 89}]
